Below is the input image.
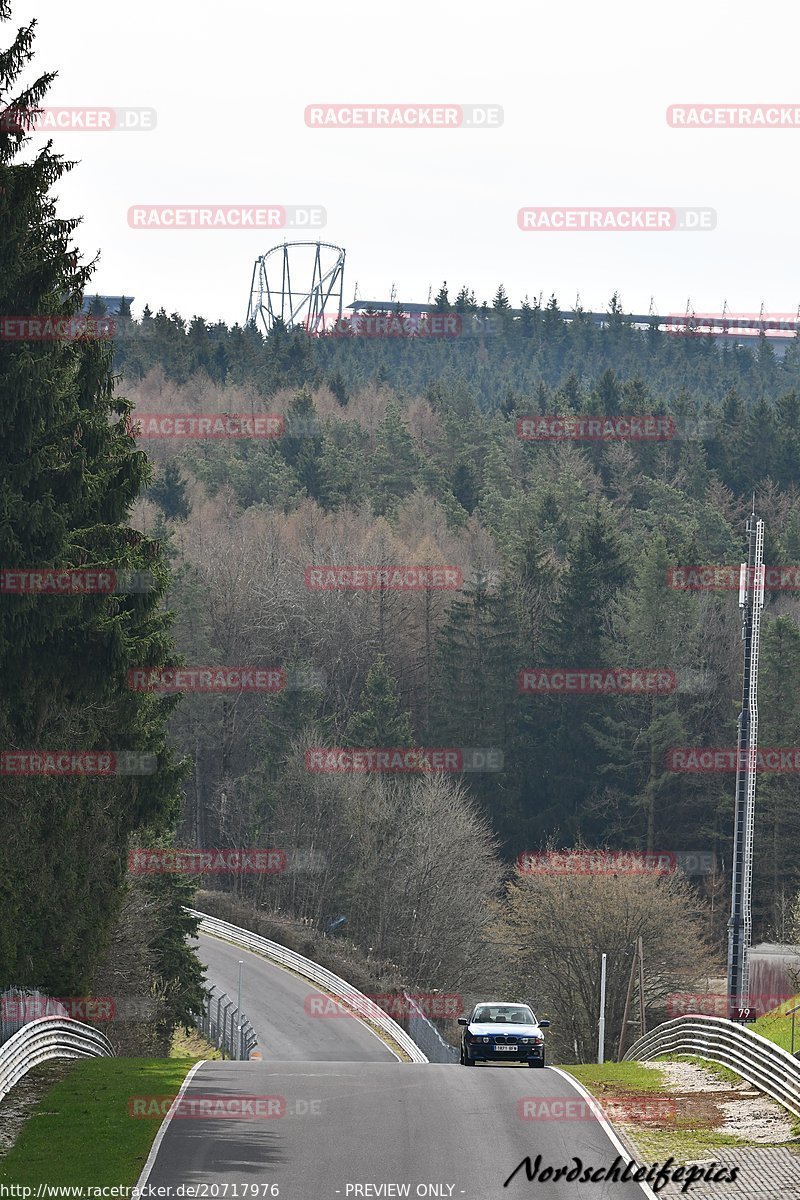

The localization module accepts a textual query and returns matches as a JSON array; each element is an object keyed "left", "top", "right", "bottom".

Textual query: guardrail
[
  {"left": 196, "top": 984, "right": 258, "bottom": 1060},
  {"left": 0, "top": 1017, "right": 114, "bottom": 1101},
  {"left": 624, "top": 1014, "right": 800, "bottom": 1119},
  {"left": 191, "top": 910, "right": 428, "bottom": 1063}
]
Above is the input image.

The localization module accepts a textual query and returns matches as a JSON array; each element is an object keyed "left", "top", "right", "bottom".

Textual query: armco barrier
[
  {"left": 0, "top": 1017, "right": 114, "bottom": 1101},
  {"left": 624, "top": 1014, "right": 800, "bottom": 1119},
  {"left": 190, "top": 909, "right": 428, "bottom": 1063}
]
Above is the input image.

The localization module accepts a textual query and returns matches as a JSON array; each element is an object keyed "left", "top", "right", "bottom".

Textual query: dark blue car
[{"left": 458, "top": 1001, "right": 550, "bottom": 1067}]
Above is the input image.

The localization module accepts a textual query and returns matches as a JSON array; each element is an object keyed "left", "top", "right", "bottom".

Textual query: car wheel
[
  {"left": 529, "top": 1055, "right": 545, "bottom": 1068},
  {"left": 462, "top": 1049, "right": 475, "bottom": 1066}
]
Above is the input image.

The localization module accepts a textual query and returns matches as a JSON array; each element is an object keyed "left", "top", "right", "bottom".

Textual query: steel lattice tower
[
  {"left": 246, "top": 242, "right": 345, "bottom": 334},
  {"left": 726, "top": 511, "right": 765, "bottom": 1012}
]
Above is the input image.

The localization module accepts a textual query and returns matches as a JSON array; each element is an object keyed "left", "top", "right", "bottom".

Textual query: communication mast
[{"left": 726, "top": 508, "right": 765, "bottom": 1013}]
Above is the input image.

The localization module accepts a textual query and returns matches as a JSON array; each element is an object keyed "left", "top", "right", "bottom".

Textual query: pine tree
[
  {"left": 149, "top": 460, "right": 190, "bottom": 520},
  {"left": 0, "top": 6, "right": 185, "bottom": 991},
  {"left": 346, "top": 656, "right": 414, "bottom": 747},
  {"left": 371, "top": 399, "right": 420, "bottom": 515},
  {"left": 277, "top": 389, "right": 328, "bottom": 502},
  {"left": 433, "top": 282, "right": 450, "bottom": 311},
  {"left": 493, "top": 284, "right": 511, "bottom": 310}
]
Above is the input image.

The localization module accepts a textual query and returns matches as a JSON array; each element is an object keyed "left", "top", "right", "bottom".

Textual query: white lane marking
[
  {"left": 198, "top": 930, "right": 404, "bottom": 1064},
  {"left": 549, "top": 1066, "right": 659, "bottom": 1198},
  {"left": 134, "top": 1059, "right": 206, "bottom": 1191}
]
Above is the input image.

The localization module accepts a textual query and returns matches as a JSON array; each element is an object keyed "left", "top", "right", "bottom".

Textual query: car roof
[{"left": 473, "top": 1000, "right": 532, "bottom": 1007}]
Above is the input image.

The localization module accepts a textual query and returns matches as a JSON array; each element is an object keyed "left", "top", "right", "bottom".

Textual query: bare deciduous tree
[{"left": 503, "top": 864, "right": 717, "bottom": 1063}]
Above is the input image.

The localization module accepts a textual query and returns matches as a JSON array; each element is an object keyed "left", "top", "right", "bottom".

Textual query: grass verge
[
  {"left": 0, "top": 1057, "right": 199, "bottom": 1186},
  {"left": 562, "top": 1062, "right": 669, "bottom": 1092},
  {"left": 751, "top": 995, "right": 800, "bottom": 1054},
  {"left": 170, "top": 1026, "right": 221, "bottom": 1060},
  {"left": 561, "top": 1058, "right": 799, "bottom": 1162}
]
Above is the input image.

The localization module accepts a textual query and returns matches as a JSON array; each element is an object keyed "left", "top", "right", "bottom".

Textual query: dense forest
[{"left": 106, "top": 295, "right": 800, "bottom": 962}]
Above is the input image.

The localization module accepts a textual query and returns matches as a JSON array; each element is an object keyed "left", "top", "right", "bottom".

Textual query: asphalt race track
[
  {"left": 140, "top": 933, "right": 654, "bottom": 1197},
  {"left": 195, "top": 932, "right": 397, "bottom": 1062}
]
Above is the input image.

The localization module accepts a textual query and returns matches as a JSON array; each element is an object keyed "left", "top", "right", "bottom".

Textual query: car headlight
[
  {"left": 521, "top": 1038, "right": 530, "bottom": 1044},
  {"left": 482, "top": 1036, "right": 490, "bottom": 1043}
]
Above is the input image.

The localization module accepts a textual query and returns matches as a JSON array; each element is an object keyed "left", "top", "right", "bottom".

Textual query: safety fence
[
  {"left": 195, "top": 984, "right": 258, "bottom": 1059},
  {"left": 1, "top": 988, "right": 60, "bottom": 1047},
  {"left": 402, "top": 992, "right": 458, "bottom": 1063}
]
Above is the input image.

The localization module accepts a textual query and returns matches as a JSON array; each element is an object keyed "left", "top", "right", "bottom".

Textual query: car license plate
[{"left": 495, "top": 1044, "right": 517, "bottom": 1051}]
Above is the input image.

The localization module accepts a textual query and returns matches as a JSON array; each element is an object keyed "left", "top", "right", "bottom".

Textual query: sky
[{"left": 13, "top": 0, "right": 800, "bottom": 326}]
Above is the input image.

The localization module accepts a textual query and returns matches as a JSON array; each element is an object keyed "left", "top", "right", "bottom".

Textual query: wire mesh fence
[
  {"left": 194, "top": 985, "right": 258, "bottom": 1059},
  {"left": 402, "top": 992, "right": 458, "bottom": 1063},
  {"left": 1, "top": 988, "right": 67, "bottom": 1046}
]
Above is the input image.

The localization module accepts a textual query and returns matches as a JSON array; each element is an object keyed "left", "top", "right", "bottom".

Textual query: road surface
[{"left": 138, "top": 931, "right": 655, "bottom": 1197}]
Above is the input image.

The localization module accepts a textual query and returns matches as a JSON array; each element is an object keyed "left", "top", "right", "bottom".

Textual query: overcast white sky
[{"left": 16, "top": 0, "right": 800, "bottom": 324}]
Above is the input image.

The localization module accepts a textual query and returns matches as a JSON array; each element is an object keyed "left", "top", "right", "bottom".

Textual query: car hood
[{"left": 468, "top": 1022, "right": 542, "bottom": 1037}]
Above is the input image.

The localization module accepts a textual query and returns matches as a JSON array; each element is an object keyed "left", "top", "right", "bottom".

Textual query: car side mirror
[
  {"left": 538, "top": 1020, "right": 551, "bottom": 1028},
  {"left": 457, "top": 1017, "right": 468, "bottom": 1026}
]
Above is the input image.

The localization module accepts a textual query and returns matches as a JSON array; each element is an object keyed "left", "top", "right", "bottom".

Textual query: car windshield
[{"left": 472, "top": 1004, "right": 535, "bottom": 1025}]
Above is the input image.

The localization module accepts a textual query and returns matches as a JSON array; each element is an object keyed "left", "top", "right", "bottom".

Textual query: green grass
[
  {"left": 751, "top": 995, "right": 800, "bottom": 1054},
  {"left": 0, "top": 1057, "right": 199, "bottom": 1186},
  {"left": 562, "top": 1055, "right": 800, "bottom": 1163},
  {"left": 561, "top": 1061, "right": 669, "bottom": 1092},
  {"left": 170, "top": 1026, "right": 222, "bottom": 1060}
]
